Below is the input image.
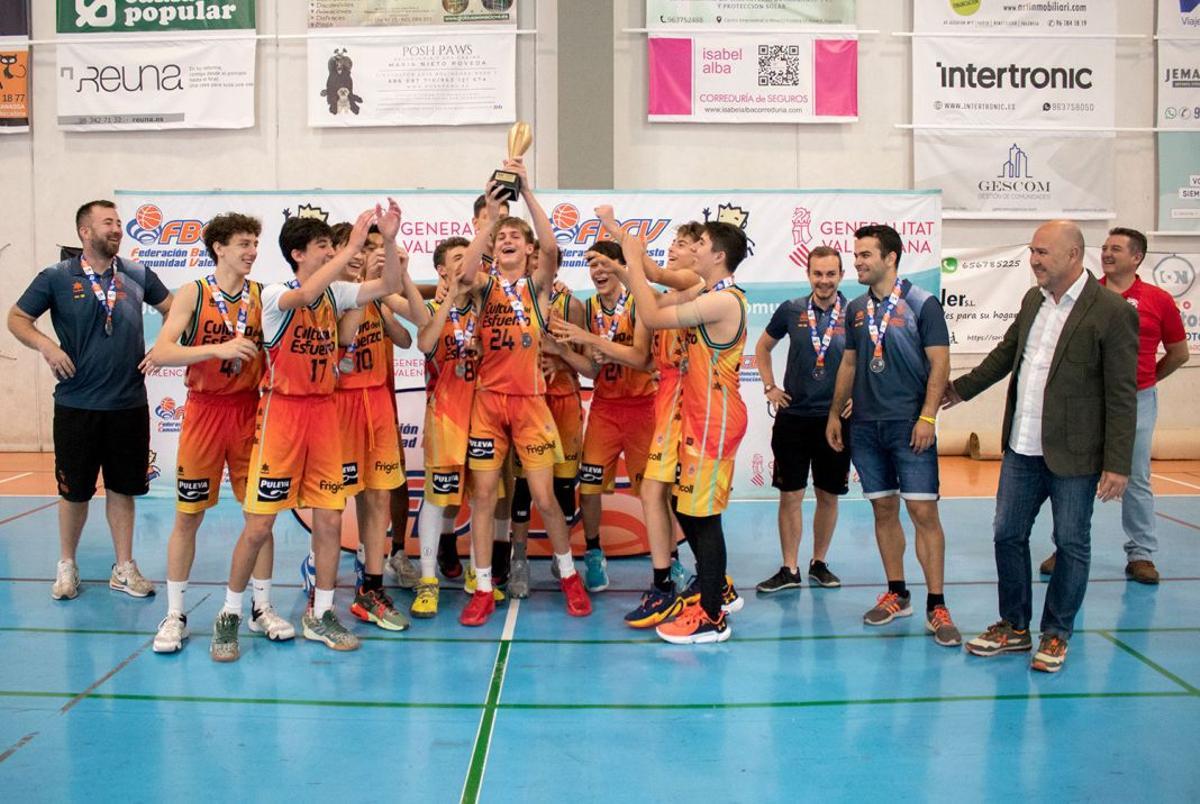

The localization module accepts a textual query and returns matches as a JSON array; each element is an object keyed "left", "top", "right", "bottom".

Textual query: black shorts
[
  {"left": 770, "top": 413, "right": 851, "bottom": 495},
  {"left": 53, "top": 404, "right": 150, "bottom": 502}
]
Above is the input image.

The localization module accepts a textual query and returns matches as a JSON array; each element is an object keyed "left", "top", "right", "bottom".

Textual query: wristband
[{"left": 918, "top": 415, "right": 937, "bottom": 425}]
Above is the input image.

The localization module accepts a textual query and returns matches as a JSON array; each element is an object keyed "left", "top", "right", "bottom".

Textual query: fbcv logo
[
  {"left": 126, "top": 203, "right": 205, "bottom": 245},
  {"left": 550, "top": 203, "right": 672, "bottom": 246}
]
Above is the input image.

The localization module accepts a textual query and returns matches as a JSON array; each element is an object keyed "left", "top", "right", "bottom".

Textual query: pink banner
[
  {"left": 814, "top": 39, "right": 858, "bottom": 118},
  {"left": 647, "top": 37, "right": 693, "bottom": 116}
]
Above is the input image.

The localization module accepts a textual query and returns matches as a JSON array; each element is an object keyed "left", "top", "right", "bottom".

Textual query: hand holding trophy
[{"left": 490, "top": 121, "right": 533, "bottom": 202}]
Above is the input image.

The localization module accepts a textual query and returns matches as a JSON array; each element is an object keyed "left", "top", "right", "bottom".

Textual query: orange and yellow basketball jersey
[
  {"left": 653, "top": 326, "right": 686, "bottom": 372},
  {"left": 679, "top": 285, "right": 749, "bottom": 451},
  {"left": 262, "top": 289, "right": 340, "bottom": 396},
  {"left": 424, "top": 298, "right": 478, "bottom": 466},
  {"left": 586, "top": 295, "right": 657, "bottom": 400},
  {"left": 336, "top": 301, "right": 391, "bottom": 390},
  {"left": 182, "top": 278, "right": 264, "bottom": 395},
  {"left": 544, "top": 288, "right": 580, "bottom": 397},
  {"left": 477, "top": 273, "right": 547, "bottom": 396}
]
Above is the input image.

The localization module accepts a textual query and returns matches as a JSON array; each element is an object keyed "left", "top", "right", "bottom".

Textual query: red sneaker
[
  {"left": 459, "top": 589, "right": 495, "bottom": 627},
  {"left": 561, "top": 572, "right": 592, "bottom": 617}
]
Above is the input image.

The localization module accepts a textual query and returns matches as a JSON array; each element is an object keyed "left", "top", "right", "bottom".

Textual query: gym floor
[{"left": 0, "top": 454, "right": 1197, "bottom": 802}]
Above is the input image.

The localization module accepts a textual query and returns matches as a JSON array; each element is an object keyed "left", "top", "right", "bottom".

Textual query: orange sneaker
[
  {"left": 655, "top": 602, "right": 731, "bottom": 645},
  {"left": 459, "top": 589, "right": 496, "bottom": 627},
  {"left": 560, "top": 572, "right": 592, "bottom": 617}
]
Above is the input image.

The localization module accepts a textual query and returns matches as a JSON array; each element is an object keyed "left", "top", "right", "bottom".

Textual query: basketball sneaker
[
  {"left": 210, "top": 611, "right": 241, "bottom": 662},
  {"left": 508, "top": 554, "right": 531, "bottom": 599},
  {"left": 153, "top": 612, "right": 189, "bottom": 653},
  {"left": 464, "top": 566, "right": 507, "bottom": 602},
  {"left": 302, "top": 609, "right": 361, "bottom": 651},
  {"left": 411, "top": 578, "right": 439, "bottom": 618},
  {"left": 655, "top": 603, "right": 731, "bottom": 645},
  {"left": 583, "top": 548, "right": 609, "bottom": 592},
  {"left": 249, "top": 604, "right": 296, "bottom": 641},
  {"left": 437, "top": 533, "right": 463, "bottom": 579},
  {"left": 561, "top": 572, "right": 592, "bottom": 617},
  {"left": 387, "top": 551, "right": 421, "bottom": 589},
  {"left": 350, "top": 586, "right": 410, "bottom": 631},
  {"left": 460, "top": 589, "right": 496, "bottom": 627},
  {"left": 681, "top": 575, "right": 743, "bottom": 613},
  {"left": 624, "top": 587, "right": 685, "bottom": 629}
]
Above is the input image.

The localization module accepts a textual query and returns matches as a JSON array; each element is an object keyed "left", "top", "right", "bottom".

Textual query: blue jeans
[
  {"left": 1122, "top": 387, "right": 1157, "bottom": 562},
  {"left": 993, "top": 450, "right": 1099, "bottom": 640},
  {"left": 848, "top": 418, "right": 939, "bottom": 500}
]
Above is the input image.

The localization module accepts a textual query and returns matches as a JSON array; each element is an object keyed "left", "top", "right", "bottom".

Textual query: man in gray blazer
[{"left": 943, "top": 220, "right": 1138, "bottom": 673}]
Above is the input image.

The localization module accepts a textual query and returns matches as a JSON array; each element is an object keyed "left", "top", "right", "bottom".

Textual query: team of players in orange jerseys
[{"left": 142, "top": 160, "right": 753, "bottom": 659}]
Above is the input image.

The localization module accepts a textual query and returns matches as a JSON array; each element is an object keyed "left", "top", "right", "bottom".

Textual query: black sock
[
  {"left": 362, "top": 573, "right": 383, "bottom": 593},
  {"left": 888, "top": 579, "right": 908, "bottom": 597},
  {"left": 652, "top": 566, "right": 673, "bottom": 593},
  {"left": 926, "top": 593, "right": 945, "bottom": 613},
  {"left": 438, "top": 532, "right": 458, "bottom": 560},
  {"left": 553, "top": 478, "right": 578, "bottom": 524},
  {"left": 585, "top": 535, "right": 601, "bottom": 552},
  {"left": 670, "top": 548, "right": 679, "bottom": 560},
  {"left": 493, "top": 541, "right": 511, "bottom": 582},
  {"left": 675, "top": 511, "right": 726, "bottom": 620}
]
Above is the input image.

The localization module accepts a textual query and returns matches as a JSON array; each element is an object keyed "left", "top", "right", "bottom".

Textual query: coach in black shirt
[
  {"left": 8, "top": 200, "right": 172, "bottom": 602},
  {"left": 754, "top": 246, "right": 851, "bottom": 593}
]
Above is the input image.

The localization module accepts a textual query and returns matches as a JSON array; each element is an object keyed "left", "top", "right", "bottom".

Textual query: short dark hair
[
  {"left": 203, "top": 213, "right": 261, "bottom": 263},
  {"left": 854, "top": 224, "right": 903, "bottom": 270},
  {"left": 675, "top": 221, "right": 704, "bottom": 243},
  {"left": 1109, "top": 226, "right": 1147, "bottom": 259},
  {"left": 434, "top": 236, "right": 471, "bottom": 268},
  {"left": 589, "top": 239, "right": 625, "bottom": 265},
  {"left": 76, "top": 200, "right": 117, "bottom": 231},
  {"left": 807, "top": 245, "right": 842, "bottom": 270},
  {"left": 279, "top": 217, "right": 334, "bottom": 272},
  {"left": 329, "top": 222, "right": 353, "bottom": 249},
  {"left": 703, "top": 222, "right": 748, "bottom": 272}
]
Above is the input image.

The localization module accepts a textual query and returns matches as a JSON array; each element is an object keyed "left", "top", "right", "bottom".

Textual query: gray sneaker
[
  {"left": 508, "top": 555, "right": 531, "bottom": 599},
  {"left": 110, "top": 560, "right": 155, "bottom": 598},
  {"left": 52, "top": 559, "right": 80, "bottom": 600},
  {"left": 387, "top": 552, "right": 421, "bottom": 590},
  {"left": 925, "top": 605, "right": 962, "bottom": 647},
  {"left": 302, "top": 609, "right": 361, "bottom": 651},
  {"left": 210, "top": 611, "right": 241, "bottom": 662},
  {"left": 863, "top": 590, "right": 912, "bottom": 625},
  {"left": 965, "top": 620, "right": 1033, "bottom": 657}
]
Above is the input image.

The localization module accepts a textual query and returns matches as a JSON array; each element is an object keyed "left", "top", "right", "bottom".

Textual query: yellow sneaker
[
  {"left": 411, "top": 578, "right": 440, "bottom": 619},
  {"left": 464, "top": 566, "right": 506, "bottom": 602}
]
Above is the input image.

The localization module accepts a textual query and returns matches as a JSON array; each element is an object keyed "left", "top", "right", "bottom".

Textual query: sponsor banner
[
  {"left": 1159, "top": 38, "right": 1200, "bottom": 130},
  {"left": 1158, "top": 0, "right": 1200, "bottom": 37},
  {"left": 55, "top": 0, "right": 256, "bottom": 131},
  {"left": 307, "top": 31, "right": 515, "bottom": 127},
  {"left": 648, "top": 33, "right": 857, "bottom": 122},
  {"left": 939, "top": 244, "right": 1031, "bottom": 353},
  {"left": 56, "top": 0, "right": 255, "bottom": 32},
  {"left": 915, "top": 131, "right": 1113, "bottom": 219},
  {"left": 1158, "top": 132, "right": 1200, "bottom": 231},
  {"left": 646, "top": 0, "right": 855, "bottom": 27},
  {"left": 0, "top": 0, "right": 30, "bottom": 133},
  {"left": 113, "top": 187, "right": 940, "bottom": 503},
  {"left": 308, "top": 0, "right": 517, "bottom": 28},
  {"left": 912, "top": 35, "right": 1114, "bottom": 128},
  {"left": 914, "top": 0, "right": 1116, "bottom": 34},
  {"left": 1140, "top": 249, "right": 1200, "bottom": 353}
]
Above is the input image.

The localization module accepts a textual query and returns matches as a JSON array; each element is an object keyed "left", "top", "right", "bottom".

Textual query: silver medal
[
  {"left": 230, "top": 358, "right": 243, "bottom": 374},
  {"left": 521, "top": 332, "right": 533, "bottom": 349},
  {"left": 812, "top": 367, "right": 825, "bottom": 380},
  {"left": 339, "top": 356, "right": 355, "bottom": 374},
  {"left": 869, "top": 356, "right": 886, "bottom": 374},
  {"left": 455, "top": 362, "right": 466, "bottom": 378},
  {"left": 104, "top": 319, "right": 113, "bottom": 336}
]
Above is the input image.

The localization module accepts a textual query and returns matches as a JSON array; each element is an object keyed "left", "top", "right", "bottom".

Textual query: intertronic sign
[{"left": 914, "top": 36, "right": 1114, "bottom": 128}]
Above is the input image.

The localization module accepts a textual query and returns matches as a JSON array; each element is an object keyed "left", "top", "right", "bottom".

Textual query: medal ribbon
[
  {"left": 448, "top": 302, "right": 476, "bottom": 356},
  {"left": 866, "top": 277, "right": 903, "bottom": 363},
  {"left": 80, "top": 255, "right": 118, "bottom": 335},
  {"left": 594, "top": 292, "right": 629, "bottom": 342},
  {"left": 490, "top": 265, "right": 529, "bottom": 328},
  {"left": 807, "top": 293, "right": 842, "bottom": 371},
  {"left": 204, "top": 275, "right": 249, "bottom": 340},
  {"left": 705, "top": 277, "right": 735, "bottom": 295}
]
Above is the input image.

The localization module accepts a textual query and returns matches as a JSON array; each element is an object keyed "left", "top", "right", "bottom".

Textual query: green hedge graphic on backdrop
[{"left": 57, "top": 0, "right": 255, "bottom": 33}]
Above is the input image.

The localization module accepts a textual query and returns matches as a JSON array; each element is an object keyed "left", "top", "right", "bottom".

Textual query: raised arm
[
  {"left": 355, "top": 199, "right": 405, "bottom": 306},
  {"left": 279, "top": 209, "right": 374, "bottom": 311},
  {"left": 506, "top": 157, "right": 559, "bottom": 289}
]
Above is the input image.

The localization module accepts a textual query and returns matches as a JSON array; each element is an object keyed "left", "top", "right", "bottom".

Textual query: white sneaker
[
  {"left": 153, "top": 612, "right": 190, "bottom": 653},
  {"left": 52, "top": 560, "right": 80, "bottom": 600},
  {"left": 386, "top": 552, "right": 421, "bottom": 589},
  {"left": 110, "top": 560, "right": 155, "bottom": 598},
  {"left": 248, "top": 604, "right": 296, "bottom": 641}
]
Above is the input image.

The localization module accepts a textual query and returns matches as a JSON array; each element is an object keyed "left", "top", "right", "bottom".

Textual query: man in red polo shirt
[{"left": 1040, "top": 227, "right": 1188, "bottom": 584}]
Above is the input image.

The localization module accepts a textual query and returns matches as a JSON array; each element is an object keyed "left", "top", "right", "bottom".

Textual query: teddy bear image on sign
[{"left": 321, "top": 49, "right": 363, "bottom": 115}]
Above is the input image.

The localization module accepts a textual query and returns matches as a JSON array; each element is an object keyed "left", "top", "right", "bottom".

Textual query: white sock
[
  {"left": 475, "top": 566, "right": 493, "bottom": 592},
  {"left": 251, "top": 576, "right": 271, "bottom": 610},
  {"left": 419, "top": 502, "right": 444, "bottom": 579},
  {"left": 223, "top": 587, "right": 243, "bottom": 615},
  {"left": 167, "top": 579, "right": 187, "bottom": 615},
  {"left": 313, "top": 587, "right": 335, "bottom": 617},
  {"left": 494, "top": 517, "right": 511, "bottom": 543},
  {"left": 556, "top": 552, "right": 576, "bottom": 579}
]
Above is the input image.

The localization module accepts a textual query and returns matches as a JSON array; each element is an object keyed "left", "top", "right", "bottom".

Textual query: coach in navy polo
[
  {"left": 8, "top": 200, "right": 172, "bottom": 603},
  {"left": 826, "top": 224, "right": 960, "bottom": 648}
]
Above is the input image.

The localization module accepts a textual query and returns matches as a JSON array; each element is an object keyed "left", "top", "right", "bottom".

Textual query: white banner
[
  {"left": 112, "top": 188, "right": 942, "bottom": 502},
  {"left": 308, "top": 0, "right": 518, "bottom": 28},
  {"left": 1144, "top": 250, "right": 1200, "bottom": 353},
  {"left": 646, "top": 0, "right": 856, "bottom": 27},
  {"left": 940, "top": 244, "right": 1031, "bottom": 353},
  {"left": 1158, "top": 38, "right": 1200, "bottom": 130},
  {"left": 55, "top": 34, "right": 256, "bottom": 130},
  {"left": 914, "top": 0, "right": 1116, "bottom": 33},
  {"left": 307, "top": 30, "right": 515, "bottom": 127},
  {"left": 915, "top": 131, "right": 1113, "bottom": 219},
  {"left": 912, "top": 35, "right": 1115, "bottom": 128},
  {"left": 647, "top": 33, "right": 857, "bottom": 123},
  {"left": 1157, "top": 0, "right": 1200, "bottom": 37}
]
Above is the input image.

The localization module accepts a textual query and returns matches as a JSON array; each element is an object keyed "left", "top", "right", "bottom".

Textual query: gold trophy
[{"left": 490, "top": 121, "right": 533, "bottom": 202}]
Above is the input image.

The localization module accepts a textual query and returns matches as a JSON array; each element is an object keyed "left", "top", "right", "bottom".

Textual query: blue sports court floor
[{"left": 0, "top": 482, "right": 1197, "bottom": 802}]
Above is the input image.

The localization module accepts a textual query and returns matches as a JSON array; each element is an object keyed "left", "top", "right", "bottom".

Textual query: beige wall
[{"left": 2, "top": 0, "right": 1194, "bottom": 454}]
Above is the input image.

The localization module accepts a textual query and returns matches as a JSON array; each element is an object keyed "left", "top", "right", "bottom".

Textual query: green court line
[
  {"left": 461, "top": 640, "right": 512, "bottom": 804},
  {"left": 1097, "top": 631, "right": 1200, "bottom": 696},
  {"left": 0, "top": 688, "right": 1191, "bottom": 713}
]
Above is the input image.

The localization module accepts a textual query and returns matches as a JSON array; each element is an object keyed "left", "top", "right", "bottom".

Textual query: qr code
[{"left": 757, "top": 45, "right": 800, "bottom": 87}]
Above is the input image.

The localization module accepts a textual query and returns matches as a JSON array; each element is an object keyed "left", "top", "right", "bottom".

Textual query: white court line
[
  {"left": 1152, "top": 474, "right": 1200, "bottom": 492},
  {"left": 459, "top": 599, "right": 520, "bottom": 804},
  {"left": 0, "top": 473, "right": 32, "bottom": 486}
]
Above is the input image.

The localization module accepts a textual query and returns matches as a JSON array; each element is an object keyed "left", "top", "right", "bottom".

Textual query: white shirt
[
  {"left": 1009, "top": 270, "right": 1089, "bottom": 456},
  {"left": 260, "top": 280, "right": 362, "bottom": 344}
]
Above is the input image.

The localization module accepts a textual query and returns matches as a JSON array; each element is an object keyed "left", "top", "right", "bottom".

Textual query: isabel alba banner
[
  {"left": 1157, "top": 0, "right": 1200, "bottom": 231},
  {"left": 112, "top": 187, "right": 940, "bottom": 521},
  {"left": 307, "top": 0, "right": 516, "bottom": 127},
  {"left": 646, "top": 0, "right": 855, "bottom": 27},
  {"left": 54, "top": 0, "right": 257, "bottom": 130},
  {"left": 0, "top": 0, "right": 30, "bottom": 133}
]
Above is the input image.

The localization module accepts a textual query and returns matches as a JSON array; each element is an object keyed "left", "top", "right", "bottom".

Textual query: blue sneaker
[
  {"left": 300, "top": 551, "right": 316, "bottom": 595},
  {"left": 354, "top": 544, "right": 366, "bottom": 590},
  {"left": 624, "top": 586, "right": 685, "bottom": 629},
  {"left": 669, "top": 559, "right": 688, "bottom": 594},
  {"left": 583, "top": 548, "right": 609, "bottom": 592}
]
